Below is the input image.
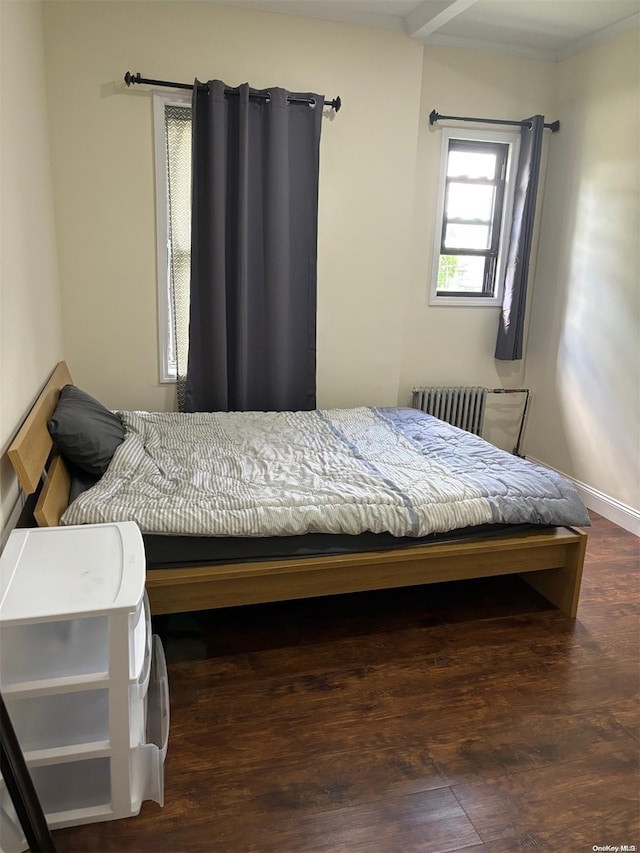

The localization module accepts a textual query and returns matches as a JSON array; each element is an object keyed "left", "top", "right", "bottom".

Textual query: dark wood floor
[{"left": 53, "top": 513, "right": 639, "bottom": 852}]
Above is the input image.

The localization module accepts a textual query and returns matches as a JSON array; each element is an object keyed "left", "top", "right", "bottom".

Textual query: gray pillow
[{"left": 48, "top": 385, "right": 125, "bottom": 477}]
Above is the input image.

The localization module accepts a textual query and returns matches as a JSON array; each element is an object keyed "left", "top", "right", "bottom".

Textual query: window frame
[
  {"left": 429, "top": 127, "right": 520, "bottom": 308},
  {"left": 153, "top": 90, "right": 191, "bottom": 383}
]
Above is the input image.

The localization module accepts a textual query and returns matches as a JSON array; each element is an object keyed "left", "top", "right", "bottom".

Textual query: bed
[{"left": 7, "top": 362, "right": 589, "bottom": 617}]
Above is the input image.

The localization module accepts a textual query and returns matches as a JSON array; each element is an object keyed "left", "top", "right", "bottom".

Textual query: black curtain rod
[
  {"left": 429, "top": 109, "right": 559, "bottom": 132},
  {"left": 124, "top": 71, "right": 342, "bottom": 112}
]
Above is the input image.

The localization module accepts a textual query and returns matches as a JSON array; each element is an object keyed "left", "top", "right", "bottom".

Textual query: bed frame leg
[{"left": 519, "top": 529, "right": 588, "bottom": 618}]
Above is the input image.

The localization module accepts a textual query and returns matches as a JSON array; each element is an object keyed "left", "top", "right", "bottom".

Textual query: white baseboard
[{"left": 526, "top": 456, "right": 640, "bottom": 537}]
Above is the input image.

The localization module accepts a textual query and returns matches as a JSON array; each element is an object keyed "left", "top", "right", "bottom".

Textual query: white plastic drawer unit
[{"left": 0, "top": 521, "right": 169, "bottom": 848}]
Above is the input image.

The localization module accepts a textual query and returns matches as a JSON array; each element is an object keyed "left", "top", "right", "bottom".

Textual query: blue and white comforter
[{"left": 61, "top": 407, "right": 590, "bottom": 536}]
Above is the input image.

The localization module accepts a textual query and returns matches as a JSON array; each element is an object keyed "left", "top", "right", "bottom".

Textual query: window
[
  {"left": 153, "top": 92, "right": 192, "bottom": 382},
  {"left": 430, "top": 128, "right": 520, "bottom": 307}
]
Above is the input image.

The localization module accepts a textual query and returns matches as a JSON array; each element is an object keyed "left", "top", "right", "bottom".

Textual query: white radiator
[
  {"left": 411, "top": 386, "right": 531, "bottom": 454},
  {"left": 411, "top": 386, "right": 488, "bottom": 435}
]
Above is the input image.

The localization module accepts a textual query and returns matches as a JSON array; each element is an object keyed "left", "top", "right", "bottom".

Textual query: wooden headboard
[{"left": 7, "top": 361, "right": 73, "bottom": 527}]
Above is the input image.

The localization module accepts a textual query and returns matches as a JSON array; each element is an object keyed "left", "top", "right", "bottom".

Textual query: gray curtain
[
  {"left": 495, "top": 115, "right": 545, "bottom": 361},
  {"left": 184, "top": 80, "right": 323, "bottom": 413}
]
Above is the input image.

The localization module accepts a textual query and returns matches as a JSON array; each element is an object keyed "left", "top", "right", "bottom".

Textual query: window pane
[
  {"left": 448, "top": 150, "right": 496, "bottom": 179},
  {"left": 165, "top": 106, "right": 192, "bottom": 381},
  {"left": 444, "top": 224, "right": 490, "bottom": 250},
  {"left": 437, "top": 255, "right": 486, "bottom": 292},
  {"left": 446, "top": 183, "right": 495, "bottom": 222}
]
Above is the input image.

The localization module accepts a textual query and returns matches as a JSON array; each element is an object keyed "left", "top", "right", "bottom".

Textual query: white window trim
[
  {"left": 429, "top": 126, "right": 521, "bottom": 308},
  {"left": 153, "top": 90, "right": 191, "bottom": 383}
]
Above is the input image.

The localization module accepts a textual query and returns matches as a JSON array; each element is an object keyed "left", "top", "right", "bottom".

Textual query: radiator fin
[{"left": 411, "top": 386, "right": 488, "bottom": 436}]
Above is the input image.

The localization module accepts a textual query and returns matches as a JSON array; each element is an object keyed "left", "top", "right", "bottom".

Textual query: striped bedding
[{"left": 61, "top": 407, "right": 590, "bottom": 536}]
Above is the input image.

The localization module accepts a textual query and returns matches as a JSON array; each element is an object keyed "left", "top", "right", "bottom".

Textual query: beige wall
[
  {"left": 0, "top": 0, "right": 64, "bottom": 534},
  {"left": 399, "top": 46, "right": 555, "bottom": 403},
  {"left": 42, "top": 1, "right": 555, "bottom": 422},
  {"left": 41, "top": 0, "right": 424, "bottom": 411},
  {"left": 524, "top": 28, "right": 640, "bottom": 515}
]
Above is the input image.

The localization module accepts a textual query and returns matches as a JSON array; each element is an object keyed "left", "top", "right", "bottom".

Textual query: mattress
[{"left": 142, "top": 523, "right": 543, "bottom": 569}]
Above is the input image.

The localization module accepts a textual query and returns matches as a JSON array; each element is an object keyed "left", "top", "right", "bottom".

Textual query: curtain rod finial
[
  {"left": 429, "top": 109, "right": 440, "bottom": 126},
  {"left": 124, "top": 71, "right": 140, "bottom": 87}
]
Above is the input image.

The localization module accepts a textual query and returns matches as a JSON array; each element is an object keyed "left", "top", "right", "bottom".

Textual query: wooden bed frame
[{"left": 7, "top": 362, "right": 588, "bottom": 617}]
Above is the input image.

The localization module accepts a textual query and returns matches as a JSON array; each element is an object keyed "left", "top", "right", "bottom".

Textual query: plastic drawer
[
  {"left": 147, "top": 635, "right": 170, "bottom": 760},
  {"left": 131, "top": 635, "right": 170, "bottom": 810},
  {"left": 29, "top": 758, "right": 112, "bottom": 814},
  {"left": 131, "top": 617, "right": 153, "bottom": 701},
  {"left": 130, "top": 592, "right": 151, "bottom": 681},
  {"left": 129, "top": 634, "right": 153, "bottom": 748},
  {"left": 5, "top": 689, "right": 110, "bottom": 752},
  {"left": 0, "top": 591, "right": 148, "bottom": 689},
  {"left": 0, "top": 616, "right": 109, "bottom": 685},
  {"left": 130, "top": 692, "right": 147, "bottom": 749}
]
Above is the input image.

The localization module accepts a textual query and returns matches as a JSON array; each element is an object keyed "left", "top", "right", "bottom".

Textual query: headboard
[{"left": 7, "top": 361, "right": 73, "bottom": 527}]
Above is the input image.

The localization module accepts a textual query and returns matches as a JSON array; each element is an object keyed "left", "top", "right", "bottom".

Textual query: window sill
[
  {"left": 158, "top": 372, "right": 177, "bottom": 385},
  {"left": 429, "top": 294, "right": 502, "bottom": 307}
]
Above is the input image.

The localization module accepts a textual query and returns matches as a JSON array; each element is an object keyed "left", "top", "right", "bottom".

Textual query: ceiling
[{"left": 217, "top": 0, "right": 640, "bottom": 61}]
